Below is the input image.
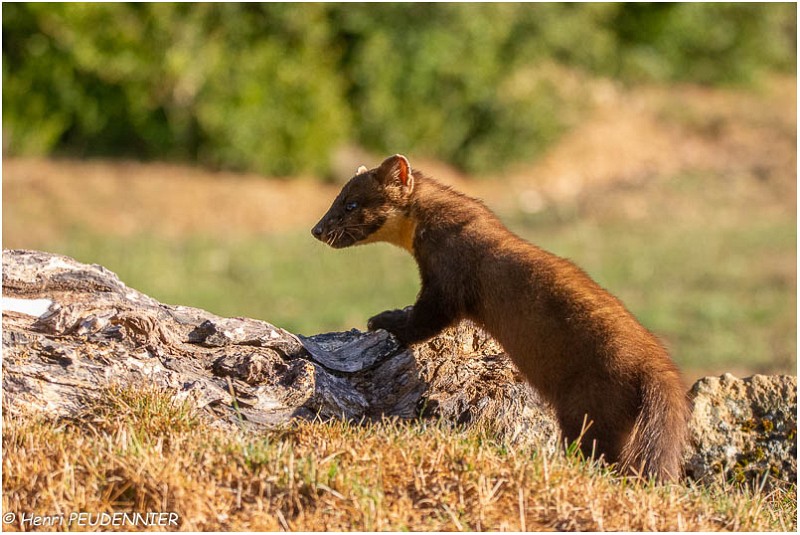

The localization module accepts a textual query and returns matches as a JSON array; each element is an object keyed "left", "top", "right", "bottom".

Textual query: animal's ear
[
  {"left": 376, "top": 154, "right": 414, "bottom": 192},
  {"left": 356, "top": 165, "right": 368, "bottom": 175}
]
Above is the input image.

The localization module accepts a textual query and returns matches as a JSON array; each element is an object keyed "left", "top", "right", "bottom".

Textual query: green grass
[
  {"left": 55, "top": 230, "right": 420, "bottom": 336},
  {"left": 510, "top": 215, "right": 796, "bottom": 375}
]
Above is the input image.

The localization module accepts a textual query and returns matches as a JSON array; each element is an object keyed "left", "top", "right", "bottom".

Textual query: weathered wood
[{"left": 2, "top": 249, "right": 558, "bottom": 449}]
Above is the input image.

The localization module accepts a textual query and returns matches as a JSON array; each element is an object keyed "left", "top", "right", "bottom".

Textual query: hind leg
[
  {"left": 555, "top": 382, "right": 636, "bottom": 467},
  {"left": 557, "top": 410, "right": 624, "bottom": 464}
]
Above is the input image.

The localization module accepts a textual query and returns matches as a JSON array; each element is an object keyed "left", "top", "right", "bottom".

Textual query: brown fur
[{"left": 312, "top": 155, "right": 690, "bottom": 481}]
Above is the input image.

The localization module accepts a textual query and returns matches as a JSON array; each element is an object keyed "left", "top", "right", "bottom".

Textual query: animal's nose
[{"left": 312, "top": 224, "right": 324, "bottom": 239}]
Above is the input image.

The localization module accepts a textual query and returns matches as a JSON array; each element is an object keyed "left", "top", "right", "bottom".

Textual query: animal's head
[{"left": 312, "top": 154, "right": 416, "bottom": 250}]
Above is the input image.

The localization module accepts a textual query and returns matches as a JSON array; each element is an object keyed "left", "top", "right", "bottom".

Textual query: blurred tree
[
  {"left": 2, "top": 2, "right": 795, "bottom": 176},
  {"left": 2, "top": 3, "right": 351, "bottom": 175},
  {"left": 612, "top": 3, "right": 797, "bottom": 83},
  {"left": 330, "top": 3, "right": 573, "bottom": 173}
]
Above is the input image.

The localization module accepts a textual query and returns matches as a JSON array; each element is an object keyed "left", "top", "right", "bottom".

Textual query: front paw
[{"left": 367, "top": 307, "right": 411, "bottom": 333}]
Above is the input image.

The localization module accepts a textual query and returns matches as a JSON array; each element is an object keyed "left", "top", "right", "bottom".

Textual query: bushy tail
[{"left": 619, "top": 369, "right": 691, "bottom": 481}]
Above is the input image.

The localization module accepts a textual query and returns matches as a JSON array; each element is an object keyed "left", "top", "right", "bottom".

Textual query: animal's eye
[{"left": 345, "top": 201, "right": 358, "bottom": 212}]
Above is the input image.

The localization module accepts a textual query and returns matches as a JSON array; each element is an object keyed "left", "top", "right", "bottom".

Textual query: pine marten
[{"left": 312, "top": 154, "right": 690, "bottom": 481}]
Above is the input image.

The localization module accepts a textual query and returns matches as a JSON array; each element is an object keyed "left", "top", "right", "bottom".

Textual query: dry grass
[{"left": 2, "top": 387, "right": 795, "bottom": 532}]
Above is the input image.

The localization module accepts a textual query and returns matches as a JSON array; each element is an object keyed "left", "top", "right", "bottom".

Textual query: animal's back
[{"left": 463, "top": 218, "right": 689, "bottom": 478}]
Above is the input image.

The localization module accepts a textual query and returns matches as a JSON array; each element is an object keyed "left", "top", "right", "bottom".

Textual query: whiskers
[
  {"left": 324, "top": 226, "right": 364, "bottom": 247},
  {"left": 324, "top": 228, "right": 344, "bottom": 246},
  {"left": 343, "top": 228, "right": 360, "bottom": 243}
]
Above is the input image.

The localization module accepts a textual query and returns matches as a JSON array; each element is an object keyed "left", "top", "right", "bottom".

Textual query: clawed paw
[{"left": 367, "top": 307, "right": 411, "bottom": 333}]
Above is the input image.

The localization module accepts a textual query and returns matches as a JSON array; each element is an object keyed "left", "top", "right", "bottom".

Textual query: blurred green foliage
[{"left": 3, "top": 3, "right": 796, "bottom": 175}]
